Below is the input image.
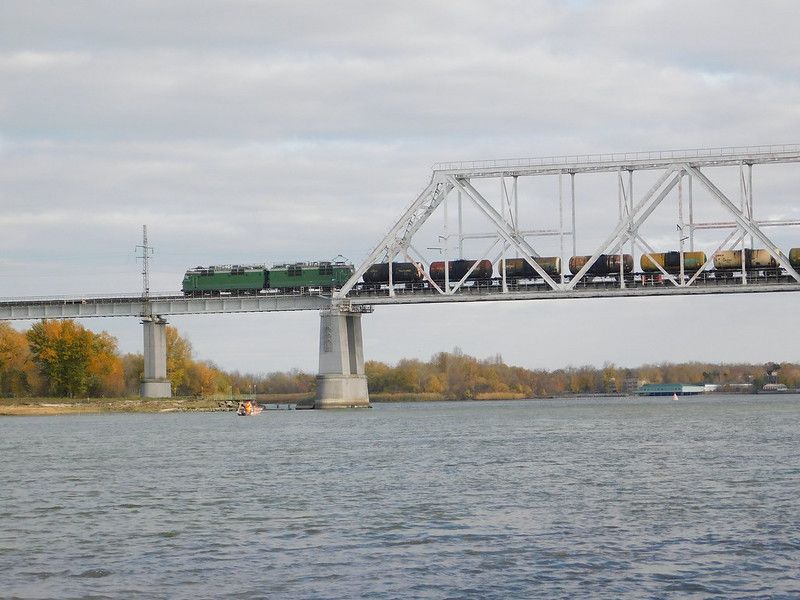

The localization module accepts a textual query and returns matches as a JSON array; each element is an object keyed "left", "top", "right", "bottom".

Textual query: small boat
[
  {"left": 236, "top": 400, "right": 262, "bottom": 416},
  {"left": 672, "top": 392, "right": 679, "bottom": 401}
]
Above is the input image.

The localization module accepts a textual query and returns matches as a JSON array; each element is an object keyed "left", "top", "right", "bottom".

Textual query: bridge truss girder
[{"left": 337, "top": 145, "right": 800, "bottom": 298}]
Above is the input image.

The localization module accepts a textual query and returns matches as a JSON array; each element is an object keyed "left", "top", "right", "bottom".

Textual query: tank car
[
  {"left": 790, "top": 248, "right": 800, "bottom": 268},
  {"left": 363, "top": 262, "right": 424, "bottom": 284},
  {"left": 713, "top": 249, "right": 778, "bottom": 270},
  {"left": 568, "top": 254, "right": 633, "bottom": 275},
  {"left": 500, "top": 257, "right": 561, "bottom": 278},
  {"left": 641, "top": 251, "right": 707, "bottom": 273},
  {"left": 429, "top": 259, "right": 493, "bottom": 281}
]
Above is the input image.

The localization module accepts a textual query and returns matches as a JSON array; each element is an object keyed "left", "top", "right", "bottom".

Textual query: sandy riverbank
[
  {"left": 0, "top": 394, "right": 315, "bottom": 416},
  {"left": 1, "top": 391, "right": 551, "bottom": 415}
]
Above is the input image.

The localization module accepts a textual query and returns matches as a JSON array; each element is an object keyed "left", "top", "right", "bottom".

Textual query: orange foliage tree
[
  {"left": 27, "top": 320, "right": 92, "bottom": 397},
  {"left": 26, "top": 320, "right": 125, "bottom": 397},
  {"left": 166, "top": 326, "right": 192, "bottom": 394},
  {"left": 87, "top": 332, "right": 125, "bottom": 396},
  {"left": 121, "top": 353, "right": 144, "bottom": 395},
  {"left": 0, "top": 322, "right": 40, "bottom": 396},
  {"left": 187, "top": 360, "right": 230, "bottom": 397}
]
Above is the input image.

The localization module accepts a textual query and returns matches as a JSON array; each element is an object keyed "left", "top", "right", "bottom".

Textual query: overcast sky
[{"left": 2, "top": 0, "right": 800, "bottom": 375}]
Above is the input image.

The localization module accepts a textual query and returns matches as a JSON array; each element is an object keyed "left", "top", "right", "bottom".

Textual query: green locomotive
[{"left": 181, "top": 261, "right": 355, "bottom": 296}]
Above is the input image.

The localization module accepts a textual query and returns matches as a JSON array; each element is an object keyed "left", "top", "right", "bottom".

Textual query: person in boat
[
  {"left": 244, "top": 400, "right": 252, "bottom": 415},
  {"left": 237, "top": 401, "right": 245, "bottom": 415}
]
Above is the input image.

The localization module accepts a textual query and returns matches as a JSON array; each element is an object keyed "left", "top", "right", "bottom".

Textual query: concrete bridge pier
[
  {"left": 311, "top": 305, "right": 370, "bottom": 408},
  {"left": 141, "top": 315, "right": 172, "bottom": 398}
]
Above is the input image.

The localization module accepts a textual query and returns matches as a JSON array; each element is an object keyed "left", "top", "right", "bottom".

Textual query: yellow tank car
[
  {"left": 568, "top": 254, "right": 632, "bottom": 275},
  {"left": 713, "top": 249, "right": 778, "bottom": 270},
  {"left": 640, "top": 251, "right": 706, "bottom": 273},
  {"left": 790, "top": 248, "right": 800, "bottom": 268},
  {"left": 500, "top": 257, "right": 561, "bottom": 278}
]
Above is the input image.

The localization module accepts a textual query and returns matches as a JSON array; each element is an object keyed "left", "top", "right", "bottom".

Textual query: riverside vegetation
[{"left": 0, "top": 320, "right": 797, "bottom": 414}]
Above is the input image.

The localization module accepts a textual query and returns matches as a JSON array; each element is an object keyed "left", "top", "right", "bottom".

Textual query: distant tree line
[
  {"left": 1, "top": 321, "right": 798, "bottom": 398},
  {"left": 365, "top": 349, "right": 800, "bottom": 399}
]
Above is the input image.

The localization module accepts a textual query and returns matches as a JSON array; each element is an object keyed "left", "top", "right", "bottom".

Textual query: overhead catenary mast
[{"left": 135, "top": 225, "right": 154, "bottom": 299}]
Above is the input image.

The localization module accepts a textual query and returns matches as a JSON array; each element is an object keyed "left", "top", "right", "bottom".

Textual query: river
[{"left": 1, "top": 395, "right": 799, "bottom": 599}]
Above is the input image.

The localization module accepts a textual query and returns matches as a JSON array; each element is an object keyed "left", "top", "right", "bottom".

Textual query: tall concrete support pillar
[
  {"left": 313, "top": 306, "right": 370, "bottom": 408},
  {"left": 141, "top": 316, "right": 172, "bottom": 398}
]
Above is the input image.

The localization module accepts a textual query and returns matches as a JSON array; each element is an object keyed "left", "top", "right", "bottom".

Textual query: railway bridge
[{"left": 3, "top": 144, "right": 800, "bottom": 407}]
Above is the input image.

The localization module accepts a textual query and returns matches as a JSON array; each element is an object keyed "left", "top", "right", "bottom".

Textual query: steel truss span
[
  {"left": 337, "top": 143, "right": 800, "bottom": 301},
  {"left": 3, "top": 144, "right": 800, "bottom": 319}
]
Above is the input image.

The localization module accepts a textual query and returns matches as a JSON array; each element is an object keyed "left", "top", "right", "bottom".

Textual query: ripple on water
[
  {"left": 73, "top": 568, "right": 112, "bottom": 578},
  {"left": 1, "top": 397, "right": 799, "bottom": 599}
]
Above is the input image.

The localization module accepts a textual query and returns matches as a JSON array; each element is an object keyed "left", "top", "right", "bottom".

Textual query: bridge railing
[
  {"left": 0, "top": 288, "right": 344, "bottom": 306},
  {"left": 432, "top": 143, "right": 800, "bottom": 173},
  {"left": 0, "top": 291, "right": 177, "bottom": 304}
]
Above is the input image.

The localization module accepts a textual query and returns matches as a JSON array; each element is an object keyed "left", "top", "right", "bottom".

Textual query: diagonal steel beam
[
  {"left": 635, "top": 236, "right": 679, "bottom": 286},
  {"left": 684, "top": 165, "right": 800, "bottom": 282},
  {"left": 397, "top": 179, "right": 455, "bottom": 253},
  {"left": 407, "top": 244, "right": 445, "bottom": 294},
  {"left": 337, "top": 175, "right": 451, "bottom": 297},
  {"left": 453, "top": 177, "right": 561, "bottom": 289},
  {"left": 608, "top": 170, "right": 683, "bottom": 255},
  {"left": 500, "top": 177, "right": 517, "bottom": 231},
  {"left": 567, "top": 167, "right": 680, "bottom": 289},
  {"left": 686, "top": 229, "right": 743, "bottom": 286},
  {"left": 449, "top": 237, "right": 501, "bottom": 294},
  {"left": 450, "top": 176, "right": 562, "bottom": 290}
]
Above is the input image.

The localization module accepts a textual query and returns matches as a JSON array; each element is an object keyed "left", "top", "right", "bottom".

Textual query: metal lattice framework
[
  {"left": 4, "top": 144, "right": 800, "bottom": 320},
  {"left": 337, "top": 144, "right": 800, "bottom": 298}
]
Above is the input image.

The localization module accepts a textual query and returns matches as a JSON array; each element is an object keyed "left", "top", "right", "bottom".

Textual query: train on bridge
[
  {"left": 181, "top": 247, "right": 800, "bottom": 296},
  {"left": 181, "top": 261, "right": 354, "bottom": 295}
]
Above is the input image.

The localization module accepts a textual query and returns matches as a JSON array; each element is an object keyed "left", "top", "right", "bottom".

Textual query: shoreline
[
  {"left": 0, "top": 398, "right": 224, "bottom": 416},
  {"left": 0, "top": 393, "right": 314, "bottom": 417},
  {"left": 1, "top": 392, "right": 554, "bottom": 416},
  {"left": 3, "top": 390, "right": 796, "bottom": 416}
]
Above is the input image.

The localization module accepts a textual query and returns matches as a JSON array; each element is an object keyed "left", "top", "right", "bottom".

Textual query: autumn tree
[
  {"left": 423, "top": 372, "right": 446, "bottom": 395},
  {"left": 166, "top": 326, "right": 193, "bottom": 394},
  {"left": 391, "top": 359, "right": 423, "bottom": 393},
  {"left": 261, "top": 369, "right": 314, "bottom": 394},
  {"left": 187, "top": 361, "right": 227, "bottom": 397},
  {"left": 26, "top": 320, "right": 91, "bottom": 396},
  {"left": 0, "top": 322, "right": 40, "bottom": 396},
  {"left": 777, "top": 363, "right": 800, "bottom": 388},
  {"left": 86, "top": 332, "right": 125, "bottom": 397},
  {"left": 365, "top": 361, "right": 391, "bottom": 393},
  {"left": 602, "top": 362, "right": 621, "bottom": 393},
  {"left": 121, "top": 353, "right": 144, "bottom": 395},
  {"left": 26, "top": 321, "right": 87, "bottom": 396},
  {"left": 25, "top": 320, "right": 126, "bottom": 397}
]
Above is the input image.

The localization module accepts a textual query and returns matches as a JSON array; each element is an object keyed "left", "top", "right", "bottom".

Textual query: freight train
[
  {"left": 181, "top": 261, "right": 355, "bottom": 295},
  {"left": 182, "top": 247, "right": 800, "bottom": 295}
]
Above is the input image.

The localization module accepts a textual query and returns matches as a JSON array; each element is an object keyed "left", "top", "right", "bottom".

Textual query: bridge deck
[
  {"left": 348, "top": 280, "right": 800, "bottom": 305},
  {"left": 2, "top": 277, "right": 799, "bottom": 319},
  {"left": 0, "top": 293, "right": 331, "bottom": 320}
]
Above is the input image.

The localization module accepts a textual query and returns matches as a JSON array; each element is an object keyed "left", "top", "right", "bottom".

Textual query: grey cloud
[
  {"left": 1, "top": 1, "right": 800, "bottom": 374},
  {"left": 0, "top": 1, "right": 561, "bottom": 54},
  {"left": 572, "top": 0, "right": 800, "bottom": 78},
  {"left": 3, "top": 17, "right": 799, "bottom": 143}
]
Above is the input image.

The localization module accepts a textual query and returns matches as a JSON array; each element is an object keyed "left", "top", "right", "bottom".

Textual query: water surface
[{"left": 1, "top": 396, "right": 799, "bottom": 598}]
